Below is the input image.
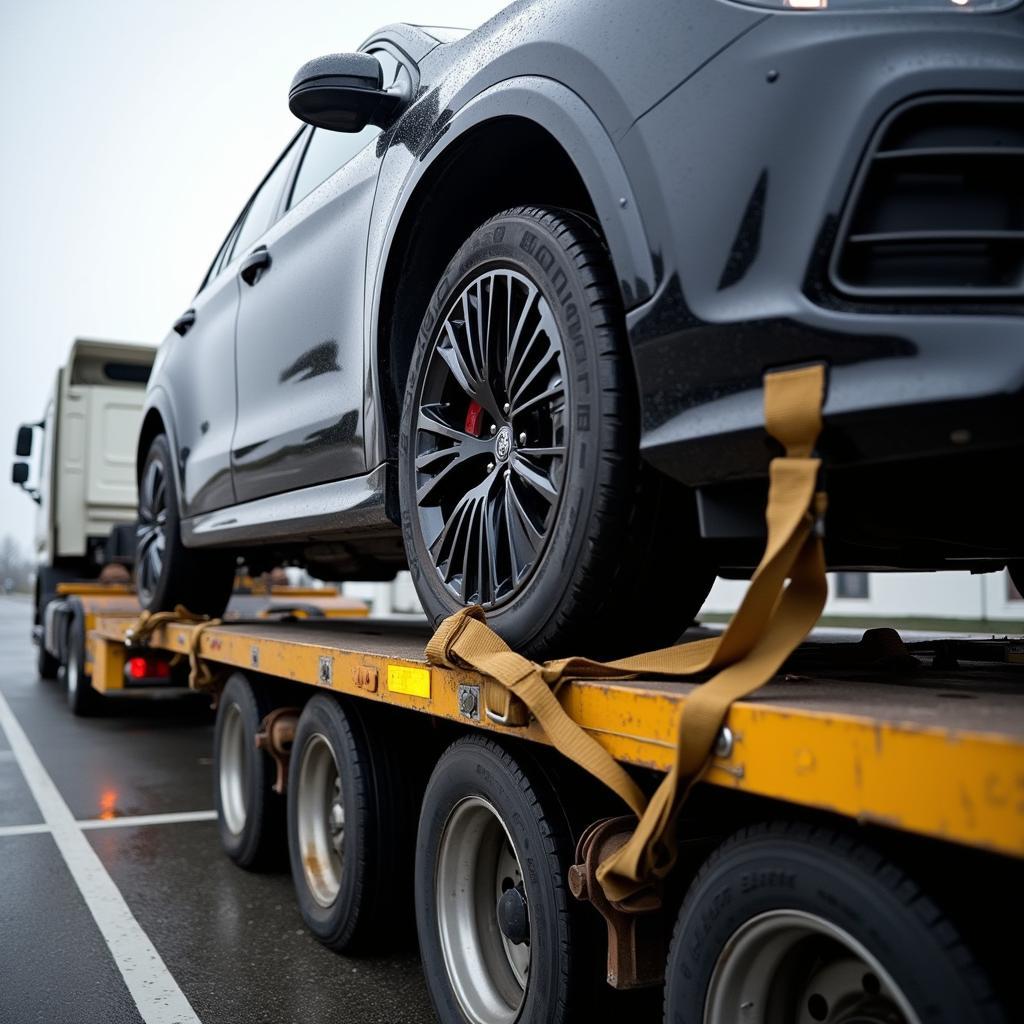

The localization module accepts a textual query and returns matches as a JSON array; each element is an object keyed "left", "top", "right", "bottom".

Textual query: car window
[
  {"left": 288, "top": 125, "right": 379, "bottom": 209},
  {"left": 230, "top": 136, "right": 300, "bottom": 259},
  {"left": 286, "top": 48, "right": 408, "bottom": 210}
]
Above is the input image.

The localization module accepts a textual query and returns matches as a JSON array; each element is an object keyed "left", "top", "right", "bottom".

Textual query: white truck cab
[{"left": 12, "top": 338, "right": 155, "bottom": 675}]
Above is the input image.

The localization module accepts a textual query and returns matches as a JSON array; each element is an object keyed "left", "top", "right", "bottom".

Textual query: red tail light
[{"left": 127, "top": 656, "right": 171, "bottom": 680}]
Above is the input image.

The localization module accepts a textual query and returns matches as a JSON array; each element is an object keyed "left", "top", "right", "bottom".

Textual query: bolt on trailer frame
[{"left": 89, "top": 612, "right": 1023, "bottom": 1014}]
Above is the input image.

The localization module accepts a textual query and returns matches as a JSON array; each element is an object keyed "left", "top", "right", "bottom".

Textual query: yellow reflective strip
[{"left": 387, "top": 664, "right": 431, "bottom": 699}]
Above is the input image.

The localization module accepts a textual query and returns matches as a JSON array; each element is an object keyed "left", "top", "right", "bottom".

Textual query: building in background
[{"left": 341, "top": 569, "right": 1023, "bottom": 627}]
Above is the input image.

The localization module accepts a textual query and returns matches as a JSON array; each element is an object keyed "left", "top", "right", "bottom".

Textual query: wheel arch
[
  {"left": 136, "top": 388, "right": 183, "bottom": 502},
  {"left": 370, "top": 78, "right": 657, "bottom": 465}
]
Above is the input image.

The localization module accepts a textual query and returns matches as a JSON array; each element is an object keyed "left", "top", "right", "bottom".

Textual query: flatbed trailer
[
  {"left": 90, "top": 612, "right": 1023, "bottom": 1023},
  {"left": 46, "top": 582, "right": 368, "bottom": 716}
]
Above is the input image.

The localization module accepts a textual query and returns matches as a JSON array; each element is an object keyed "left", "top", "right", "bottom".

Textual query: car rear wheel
[
  {"left": 135, "top": 433, "right": 235, "bottom": 618},
  {"left": 399, "top": 206, "right": 713, "bottom": 659}
]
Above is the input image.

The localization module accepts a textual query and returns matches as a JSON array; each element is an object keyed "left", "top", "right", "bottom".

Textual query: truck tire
[
  {"left": 664, "top": 822, "right": 1005, "bottom": 1024},
  {"left": 399, "top": 206, "right": 713, "bottom": 661},
  {"left": 287, "top": 695, "right": 412, "bottom": 953},
  {"left": 213, "top": 673, "right": 285, "bottom": 869},
  {"left": 37, "top": 641, "right": 60, "bottom": 681},
  {"left": 135, "top": 433, "right": 235, "bottom": 618},
  {"left": 65, "top": 609, "right": 96, "bottom": 716},
  {"left": 415, "top": 735, "right": 589, "bottom": 1024}
]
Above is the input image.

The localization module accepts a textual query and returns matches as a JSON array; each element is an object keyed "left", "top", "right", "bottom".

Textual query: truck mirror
[
  {"left": 11, "top": 461, "right": 29, "bottom": 485},
  {"left": 15, "top": 425, "right": 33, "bottom": 457}
]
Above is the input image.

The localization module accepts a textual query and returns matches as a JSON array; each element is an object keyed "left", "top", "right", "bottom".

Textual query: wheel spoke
[
  {"left": 509, "top": 453, "right": 558, "bottom": 504},
  {"left": 512, "top": 384, "right": 564, "bottom": 418},
  {"left": 508, "top": 316, "right": 561, "bottom": 409},
  {"left": 516, "top": 444, "right": 566, "bottom": 459},
  {"left": 505, "top": 280, "right": 539, "bottom": 388}
]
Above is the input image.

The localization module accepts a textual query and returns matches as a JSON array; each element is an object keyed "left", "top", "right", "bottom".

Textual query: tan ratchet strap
[{"left": 426, "top": 363, "right": 828, "bottom": 905}]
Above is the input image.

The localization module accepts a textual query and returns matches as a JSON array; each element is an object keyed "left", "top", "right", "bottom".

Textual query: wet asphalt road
[{"left": 0, "top": 595, "right": 436, "bottom": 1024}]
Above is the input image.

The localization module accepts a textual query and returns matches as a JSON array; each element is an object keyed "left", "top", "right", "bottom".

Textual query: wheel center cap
[{"left": 495, "top": 425, "right": 513, "bottom": 463}]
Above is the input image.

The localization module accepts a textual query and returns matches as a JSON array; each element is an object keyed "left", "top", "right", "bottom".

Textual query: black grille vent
[{"left": 831, "top": 95, "right": 1024, "bottom": 301}]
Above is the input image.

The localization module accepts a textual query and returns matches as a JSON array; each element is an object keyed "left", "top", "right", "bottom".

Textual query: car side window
[
  {"left": 229, "top": 134, "right": 301, "bottom": 260},
  {"left": 286, "top": 47, "right": 408, "bottom": 210}
]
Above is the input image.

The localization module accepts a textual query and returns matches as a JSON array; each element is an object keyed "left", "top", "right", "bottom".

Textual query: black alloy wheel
[
  {"left": 412, "top": 267, "right": 567, "bottom": 609},
  {"left": 400, "top": 206, "right": 714, "bottom": 659},
  {"left": 134, "top": 434, "right": 235, "bottom": 617},
  {"left": 135, "top": 453, "right": 168, "bottom": 607}
]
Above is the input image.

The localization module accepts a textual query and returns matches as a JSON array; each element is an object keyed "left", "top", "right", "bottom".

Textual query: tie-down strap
[{"left": 426, "top": 364, "right": 828, "bottom": 905}]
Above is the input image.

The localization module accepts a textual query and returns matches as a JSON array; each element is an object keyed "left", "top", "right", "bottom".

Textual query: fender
[
  {"left": 137, "top": 384, "right": 184, "bottom": 500},
  {"left": 364, "top": 75, "right": 658, "bottom": 467}
]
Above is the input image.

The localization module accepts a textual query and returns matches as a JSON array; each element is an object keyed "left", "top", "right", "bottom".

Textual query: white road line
[
  {"left": 0, "top": 822, "right": 50, "bottom": 837},
  {"left": 0, "top": 692, "right": 201, "bottom": 1024},
  {"left": 79, "top": 809, "right": 218, "bottom": 830}
]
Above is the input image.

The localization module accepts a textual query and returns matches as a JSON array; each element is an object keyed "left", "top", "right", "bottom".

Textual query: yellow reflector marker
[{"left": 387, "top": 664, "right": 431, "bottom": 699}]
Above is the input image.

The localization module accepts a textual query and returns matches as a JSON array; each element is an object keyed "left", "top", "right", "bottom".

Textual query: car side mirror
[
  {"left": 15, "top": 425, "right": 33, "bottom": 457},
  {"left": 11, "top": 461, "right": 28, "bottom": 485},
  {"left": 289, "top": 52, "right": 403, "bottom": 132}
]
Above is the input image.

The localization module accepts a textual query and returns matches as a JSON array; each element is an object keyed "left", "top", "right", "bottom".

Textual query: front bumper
[{"left": 621, "top": 3, "right": 1024, "bottom": 488}]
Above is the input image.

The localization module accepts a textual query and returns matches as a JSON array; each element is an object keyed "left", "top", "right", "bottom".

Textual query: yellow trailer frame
[
  {"left": 53, "top": 582, "right": 368, "bottom": 684},
  {"left": 90, "top": 616, "right": 1024, "bottom": 860}
]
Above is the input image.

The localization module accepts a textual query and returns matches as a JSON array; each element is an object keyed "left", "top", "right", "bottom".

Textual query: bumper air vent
[{"left": 831, "top": 95, "right": 1024, "bottom": 302}]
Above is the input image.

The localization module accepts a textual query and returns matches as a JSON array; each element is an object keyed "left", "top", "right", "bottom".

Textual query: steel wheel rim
[
  {"left": 219, "top": 703, "right": 248, "bottom": 835},
  {"left": 435, "top": 796, "right": 530, "bottom": 1024},
  {"left": 136, "top": 457, "right": 168, "bottom": 604},
  {"left": 66, "top": 648, "right": 79, "bottom": 698},
  {"left": 296, "top": 733, "right": 345, "bottom": 907},
  {"left": 705, "top": 909, "right": 922, "bottom": 1024},
  {"left": 414, "top": 267, "right": 568, "bottom": 609}
]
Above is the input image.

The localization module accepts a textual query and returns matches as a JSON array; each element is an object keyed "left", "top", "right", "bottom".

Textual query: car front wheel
[{"left": 399, "top": 205, "right": 713, "bottom": 659}]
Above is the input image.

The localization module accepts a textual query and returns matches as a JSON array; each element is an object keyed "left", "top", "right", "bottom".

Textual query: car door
[
  {"left": 158, "top": 134, "right": 302, "bottom": 516},
  {"left": 229, "top": 49, "right": 408, "bottom": 504}
]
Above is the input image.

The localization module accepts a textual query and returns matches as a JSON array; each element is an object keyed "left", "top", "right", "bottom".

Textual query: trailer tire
[
  {"left": 664, "top": 822, "right": 1005, "bottom": 1024},
  {"left": 37, "top": 642, "right": 60, "bottom": 681},
  {"left": 287, "top": 695, "right": 411, "bottom": 953},
  {"left": 214, "top": 673, "right": 285, "bottom": 869},
  {"left": 415, "top": 735, "right": 586, "bottom": 1024},
  {"left": 65, "top": 610, "right": 96, "bottom": 717}
]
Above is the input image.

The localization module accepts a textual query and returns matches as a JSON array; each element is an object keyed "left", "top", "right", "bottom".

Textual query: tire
[
  {"left": 287, "top": 694, "right": 413, "bottom": 952},
  {"left": 213, "top": 673, "right": 285, "bottom": 869},
  {"left": 135, "top": 433, "right": 235, "bottom": 617},
  {"left": 399, "top": 205, "right": 713, "bottom": 660},
  {"left": 65, "top": 610, "right": 97, "bottom": 717},
  {"left": 415, "top": 735, "right": 588, "bottom": 1024},
  {"left": 37, "top": 641, "right": 60, "bottom": 681},
  {"left": 664, "top": 822, "right": 1005, "bottom": 1024}
]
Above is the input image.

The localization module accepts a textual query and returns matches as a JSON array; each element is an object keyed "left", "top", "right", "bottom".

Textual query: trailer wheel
[
  {"left": 38, "top": 642, "right": 60, "bottom": 681},
  {"left": 664, "top": 822, "right": 1004, "bottom": 1024},
  {"left": 65, "top": 611, "right": 96, "bottom": 717},
  {"left": 214, "top": 673, "right": 284, "bottom": 869},
  {"left": 287, "top": 695, "right": 411, "bottom": 952},
  {"left": 416, "top": 735, "right": 582, "bottom": 1024}
]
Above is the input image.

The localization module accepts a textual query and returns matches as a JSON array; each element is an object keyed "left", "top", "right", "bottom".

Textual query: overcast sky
[{"left": 0, "top": 0, "right": 507, "bottom": 557}]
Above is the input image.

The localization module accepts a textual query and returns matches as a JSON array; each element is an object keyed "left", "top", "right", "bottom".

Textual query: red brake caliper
[{"left": 464, "top": 399, "right": 484, "bottom": 437}]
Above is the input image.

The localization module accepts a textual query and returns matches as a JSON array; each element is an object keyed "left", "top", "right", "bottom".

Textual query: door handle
[
  {"left": 239, "top": 246, "right": 272, "bottom": 286},
  {"left": 173, "top": 309, "right": 196, "bottom": 336}
]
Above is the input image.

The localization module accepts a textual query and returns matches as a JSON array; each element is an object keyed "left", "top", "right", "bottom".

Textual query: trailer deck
[{"left": 91, "top": 615, "right": 1024, "bottom": 860}]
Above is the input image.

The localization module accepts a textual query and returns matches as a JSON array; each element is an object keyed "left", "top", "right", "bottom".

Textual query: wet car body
[{"left": 141, "top": 0, "right": 1024, "bottom": 580}]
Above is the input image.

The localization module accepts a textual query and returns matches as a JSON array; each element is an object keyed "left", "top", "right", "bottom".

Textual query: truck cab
[{"left": 12, "top": 338, "right": 155, "bottom": 675}]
